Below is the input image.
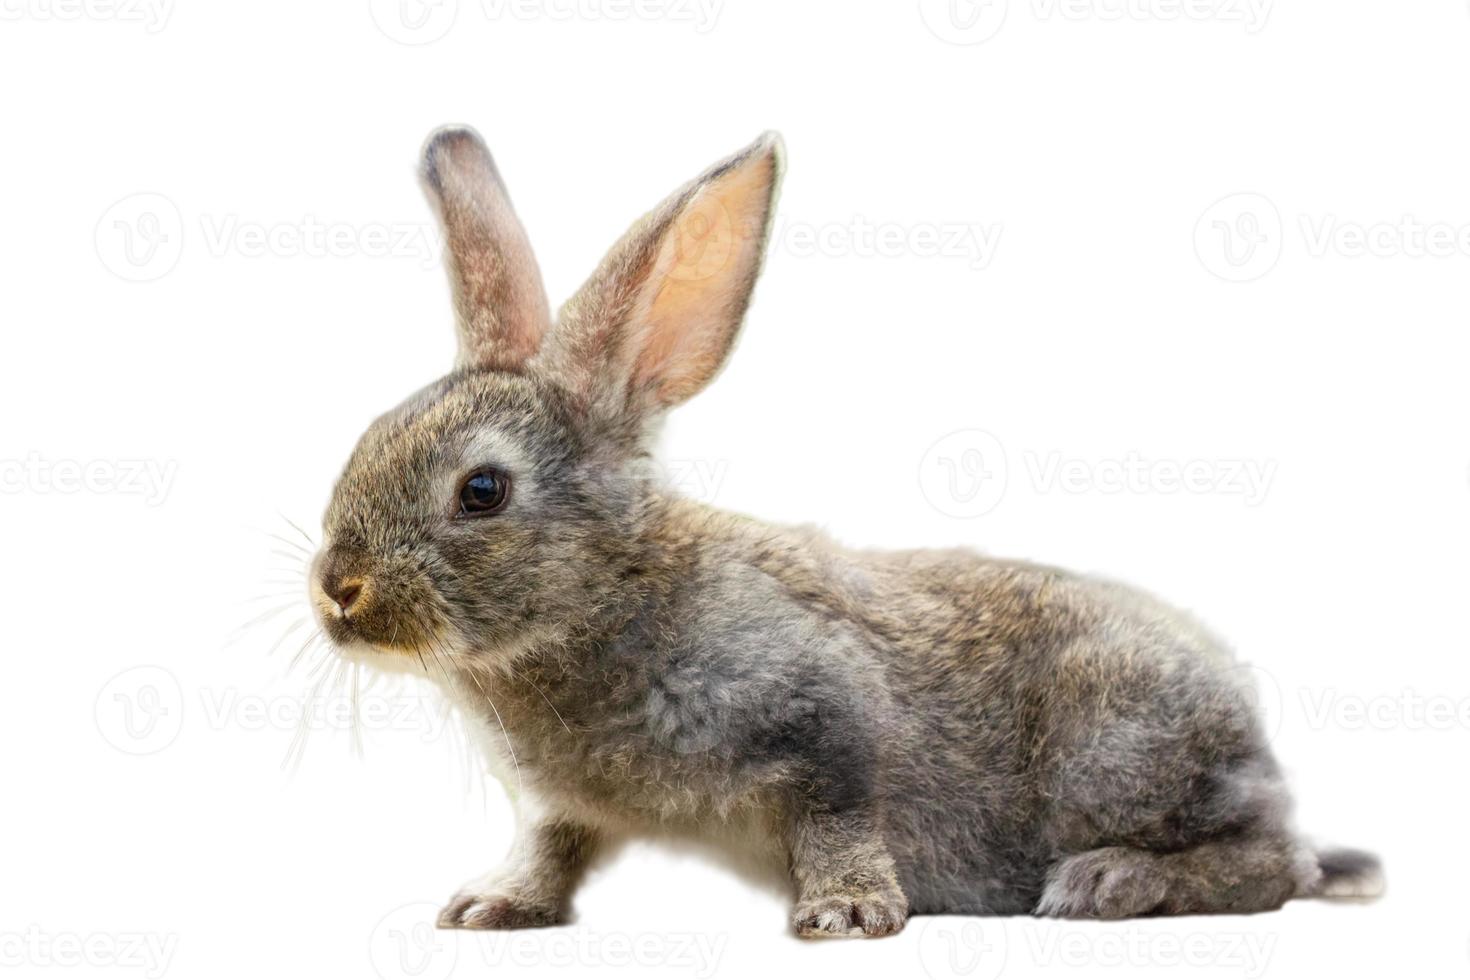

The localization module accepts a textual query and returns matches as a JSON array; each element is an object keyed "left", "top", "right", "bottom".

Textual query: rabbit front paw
[
  {"left": 437, "top": 891, "right": 562, "bottom": 930},
  {"left": 792, "top": 889, "right": 908, "bottom": 938}
]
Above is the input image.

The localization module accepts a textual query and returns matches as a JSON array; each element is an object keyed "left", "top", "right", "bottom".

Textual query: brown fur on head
[{"left": 311, "top": 126, "right": 783, "bottom": 669}]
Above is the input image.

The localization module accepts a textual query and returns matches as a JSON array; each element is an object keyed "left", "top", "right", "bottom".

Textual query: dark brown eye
[{"left": 458, "top": 469, "right": 509, "bottom": 516}]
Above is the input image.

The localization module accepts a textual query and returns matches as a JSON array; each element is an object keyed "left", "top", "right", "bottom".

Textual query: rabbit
[{"left": 308, "top": 124, "right": 1383, "bottom": 939}]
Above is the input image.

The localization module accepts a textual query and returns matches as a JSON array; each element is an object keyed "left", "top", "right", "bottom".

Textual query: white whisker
[
  {"left": 461, "top": 656, "right": 523, "bottom": 802},
  {"left": 279, "top": 512, "right": 317, "bottom": 548},
  {"left": 502, "top": 660, "right": 573, "bottom": 736},
  {"left": 264, "top": 617, "right": 309, "bottom": 659}
]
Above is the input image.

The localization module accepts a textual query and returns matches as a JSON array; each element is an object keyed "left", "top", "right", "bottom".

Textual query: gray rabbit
[{"left": 309, "top": 126, "right": 1381, "bottom": 938}]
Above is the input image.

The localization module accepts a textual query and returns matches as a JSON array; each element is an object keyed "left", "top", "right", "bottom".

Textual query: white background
[{"left": 1, "top": 0, "right": 1463, "bottom": 977}]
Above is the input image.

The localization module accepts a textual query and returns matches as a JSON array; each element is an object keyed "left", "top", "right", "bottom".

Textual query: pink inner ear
[{"left": 633, "top": 153, "right": 776, "bottom": 405}]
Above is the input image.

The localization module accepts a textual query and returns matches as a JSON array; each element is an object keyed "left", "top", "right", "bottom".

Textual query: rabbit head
[{"left": 310, "top": 126, "right": 782, "bottom": 670}]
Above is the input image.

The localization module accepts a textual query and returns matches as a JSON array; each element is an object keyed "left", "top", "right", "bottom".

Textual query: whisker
[
  {"left": 256, "top": 528, "right": 312, "bottom": 556},
  {"left": 419, "top": 637, "right": 492, "bottom": 804},
  {"left": 461, "top": 659, "right": 523, "bottom": 801},
  {"left": 288, "top": 629, "right": 325, "bottom": 673},
  {"left": 305, "top": 647, "right": 338, "bottom": 683},
  {"left": 264, "top": 617, "right": 309, "bottom": 659},
  {"left": 279, "top": 512, "right": 317, "bottom": 548},
  {"left": 226, "top": 602, "right": 301, "bottom": 644},
  {"left": 242, "top": 591, "right": 308, "bottom": 605},
  {"left": 283, "top": 667, "right": 330, "bottom": 772},
  {"left": 503, "top": 660, "right": 573, "bottom": 736},
  {"left": 350, "top": 660, "right": 364, "bottom": 758},
  {"left": 426, "top": 640, "right": 455, "bottom": 688}
]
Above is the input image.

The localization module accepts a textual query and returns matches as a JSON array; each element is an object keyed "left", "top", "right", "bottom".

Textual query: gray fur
[{"left": 309, "top": 126, "right": 1381, "bottom": 938}]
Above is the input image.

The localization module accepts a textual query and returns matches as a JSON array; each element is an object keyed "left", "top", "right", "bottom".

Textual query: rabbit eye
[{"left": 458, "top": 469, "right": 510, "bottom": 516}]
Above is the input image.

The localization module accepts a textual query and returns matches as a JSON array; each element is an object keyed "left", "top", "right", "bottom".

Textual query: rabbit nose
[{"left": 326, "top": 577, "right": 364, "bottom": 615}]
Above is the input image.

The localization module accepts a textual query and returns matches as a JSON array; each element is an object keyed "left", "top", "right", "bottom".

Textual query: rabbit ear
[
  {"left": 543, "top": 132, "right": 783, "bottom": 418},
  {"left": 421, "top": 126, "right": 551, "bottom": 372}
]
